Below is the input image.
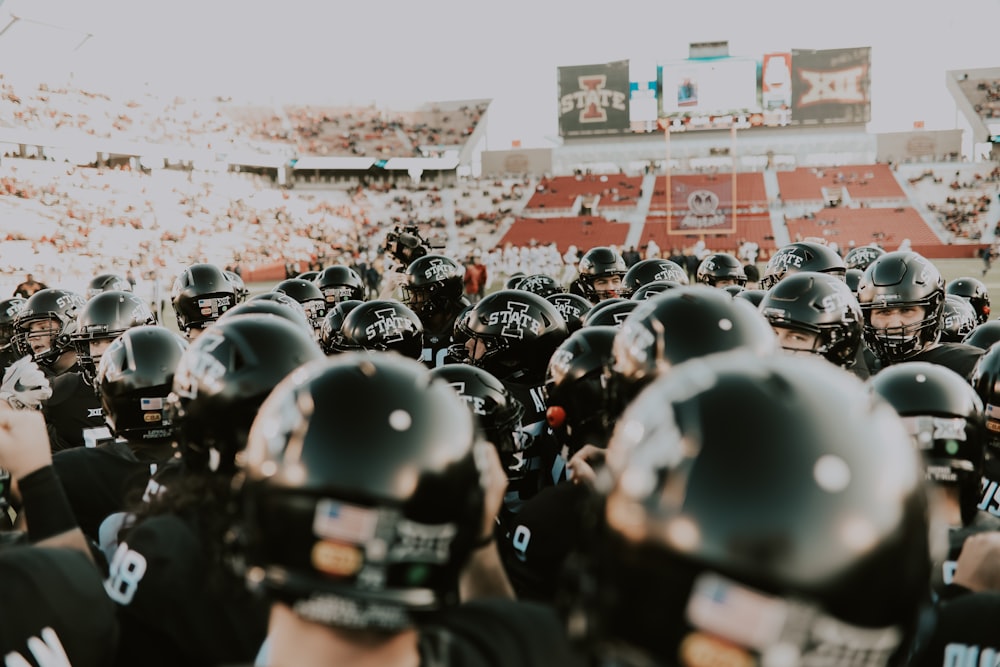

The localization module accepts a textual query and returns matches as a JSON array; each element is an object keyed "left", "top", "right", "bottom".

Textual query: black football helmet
[
  {"left": 401, "top": 255, "right": 466, "bottom": 321},
  {"left": 964, "top": 320, "right": 1000, "bottom": 350},
  {"left": 857, "top": 251, "right": 945, "bottom": 364},
  {"left": 513, "top": 274, "right": 563, "bottom": 299},
  {"left": 844, "top": 244, "right": 886, "bottom": 271},
  {"left": 314, "top": 265, "right": 366, "bottom": 305},
  {"left": 629, "top": 280, "right": 683, "bottom": 301},
  {"left": 971, "top": 344, "right": 1000, "bottom": 451},
  {"left": 86, "top": 273, "right": 132, "bottom": 299},
  {"left": 733, "top": 288, "right": 766, "bottom": 307},
  {"left": 238, "top": 354, "right": 489, "bottom": 630},
  {"left": 429, "top": 364, "right": 525, "bottom": 471},
  {"left": 72, "top": 290, "right": 157, "bottom": 385},
  {"left": 545, "top": 326, "right": 618, "bottom": 454},
  {"left": 545, "top": 293, "right": 593, "bottom": 333},
  {"left": 170, "top": 263, "right": 236, "bottom": 334},
  {"left": 295, "top": 271, "right": 319, "bottom": 283},
  {"left": 570, "top": 247, "right": 627, "bottom": 302},
  {"left": 217, "top": 298, "right": 314, "bottom": 338},
  {"left": 96, "top": 326, "right": 188, "bottom": 442},
  {"left": 621, "top": 259, "right": 688, "bottom": 297},
  {"left": 610, "top": 285, "right": 777, "bottom": 401},
  {"left": 568, "top": 352, "right": 929, "bottom": 665},
  {"left": 318, "top": 300, "right": 365, "bottom": 355},
  {"left": 758, "top": 271, "right": 863, "bottom": 367},
  {"left": 582, "top": 299, "right": 637, "bottom": 328},
  {"left": 0, "top": 297, "right": 25, "bottom": 354},
  {"left": 869, "top": 361, "right": 985, "bottom": 526},
  {"left": 13, "top": 288, "right": 87, "bottom": 366},
  {"left": 696, "top": 253, "right": 747, "bottom": 288},
  {"left": 167, "top": 315, "right": 324, "bottom": 472},
  {"left": 451, "top": 289, "right": 568, "bottom": 381},
  {"left": 272, "top": 279, "right": 327, "bottom": 335},
  {"left": 941, "top": 294, "right": 978, "bottom": 343},
  {"left": 946, "top": 277, "right": 991, "bottom": 325},
  {"left": 337, "top": 300, "right": 424, "bottom": 359},
  {"left": 224, "top": 270, "right": 249, "bottom": 304},
  {"left": 760, "top": 241, "right": 847, "bottom": 290},
  {"left": 503, "top": 272, "right": 526, "bottom": 290},
  {"left": 845, "top": 267, "right": 864, "bottom": 295}
]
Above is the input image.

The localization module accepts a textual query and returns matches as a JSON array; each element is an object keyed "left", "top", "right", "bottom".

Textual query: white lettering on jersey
[
  {"left": 104, "top": 542, "right": 148, "bottom": 605},
  {"left": 944, "top": 643, "right": 1000, "bottom": 667}
]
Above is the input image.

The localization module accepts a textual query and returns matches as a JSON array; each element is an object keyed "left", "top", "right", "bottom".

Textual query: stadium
[{"left": 0, "top": 7, "right": 996, "bottom": 302}]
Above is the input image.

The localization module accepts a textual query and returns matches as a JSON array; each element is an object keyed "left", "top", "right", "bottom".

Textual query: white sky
[{"left": 3, "top": 0, "right": 1000, "bottom": 149}]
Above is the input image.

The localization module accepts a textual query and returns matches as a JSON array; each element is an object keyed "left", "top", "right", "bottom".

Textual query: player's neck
[{"left": 266, "top": 603, "right": 420, "bottom": 667}]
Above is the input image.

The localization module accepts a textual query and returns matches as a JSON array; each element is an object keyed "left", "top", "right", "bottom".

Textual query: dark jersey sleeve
[
  {"left": 910, "top": 592, "right": 1000, "bottom": 667},
  {"left": 419, "top": 598, "right": 583, "bottom": 667}
]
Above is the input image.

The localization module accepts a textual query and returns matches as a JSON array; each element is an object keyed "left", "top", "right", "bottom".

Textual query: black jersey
[
  {"left": 106, "top": 512, "right": 268, "bottom": 667},
  {"left": 418, "top": 599, "right": 580, "bottom": 667},
  {"left": 52, "top": 440, "right": 175, "bottom": 542},
  {"left": 0, "top": 546, "right": 118, "bottom": 667},
  {"left": 910, "top": 343, "right": 985, "bottom": 381},
  {"left": 498, "top": 481, "right": 593, "bottom": 603},
  {"left": 42, "top": 370, "right": 109, "bottom": 450},
  {"left": 977, "top": 454, "right": 1000, "bottom": 521},
  {"left": 910, "top": 592, "right": 1000, "bottom": 667},
  {"left": 422, "top": 331, "right": 456, "bottom": 370}
]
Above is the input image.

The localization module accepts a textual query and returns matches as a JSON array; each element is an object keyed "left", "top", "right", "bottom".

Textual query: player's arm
[
  {"left": 460, "top": 444, "right": 515, "bottom": 601},
  {"left": 0, "top": 405, "right": 93, "bottom": 561}
]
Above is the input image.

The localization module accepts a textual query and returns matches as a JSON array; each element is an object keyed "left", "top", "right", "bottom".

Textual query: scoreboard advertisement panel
[
  {"left": 790, "top": 47, "right": 871, "bottom": 125},
  {"left": 558, "top": 60, "right": 631, "bottom": 137},
  {"left": 658, "top": 57, "right": 759, "bottom": 117}
]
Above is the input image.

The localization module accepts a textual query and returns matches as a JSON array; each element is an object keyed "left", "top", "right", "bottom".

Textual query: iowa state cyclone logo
[
  {"left": 560, "top": 75, "right": 627, "bottom": 124},
  {"left": 680, "top": 189, "right": 727, "bottom": 229}
]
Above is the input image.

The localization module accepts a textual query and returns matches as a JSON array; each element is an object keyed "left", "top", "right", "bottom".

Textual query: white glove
[{"left": 0, "top": 356, "right": 52, "bottom": 410}]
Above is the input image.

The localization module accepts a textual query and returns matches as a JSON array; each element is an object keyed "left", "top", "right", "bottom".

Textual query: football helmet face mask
[
  {"left": 545, "top": 293, "right": 593, "bottom": 334},
  {"left": 857, "top": 251, "right": 945, "bottom": 364},
  {"left": 73, "top": 291, "right": 157, "bottom": 385},
  {"left": 545, "top": 326, "right": 618, "bottom": 454},
  {"left": 314, "top": 265, "right": 366, "bottom": 305},
  {"left": 338, "top": 300, "right": 424, "bottom": 359},
  {"left": 621, "top": 259, "right": 688, "bottom": 297},
  {"left": 844, "top": 244, "right": 886, "bottom": 271},
  {"left": 760, "top": 241, "right": 847, "bottom": 290},
  {"left": 0, "top": 297, "right": 26, "bottom": 353},
  {"left": 571, "top": 247, "right": 627, "bottom": 302},
  {"left": 568, "top": 353, "right": 929, "bottom": 665},
  {"left": 166, "top": 315, "right": 324, "bottom": 473},
  {"left": 451, "top": 289, "right": 569, "bottom": 381},
  {"left": 13, "top": 288, "right": 87, "bottom": 366},
  {"left": 758, "top": 271, "right": 863, "bottom": 367},
  {"left": 940, "top": 294, "right": 978, "bottom": 343},
  {"left": 96, "top": 326, "right": 188, "bottom": 442},
  {"left": 171, "top": 263, "right": 236, "bottom": 334},
  {"left": 238, "top": 354, "right": 489, "bottom": 630},
  {"left": 696, "top": 253, "right": 747, "bottom": 288},
  {"left": 224, "top": 271, "right": 249, "bottom": 304},
  {"left": 318, "top": 300, "right": 365, "bottom": 355},
  {"left": 86, "top": 273, "right": 132, "bottom": 299},
  {"left": 869, "top": 361, "right": 985, "bottom": 526},
  {"left": 272, "top": 279, "right": 327, "bottom": 336},
  {"left": 401, "top": 255, "right": 466, "bottom": 321},
  {"left": 946, "top": 277, "right": 991, "bottom": 325}
]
